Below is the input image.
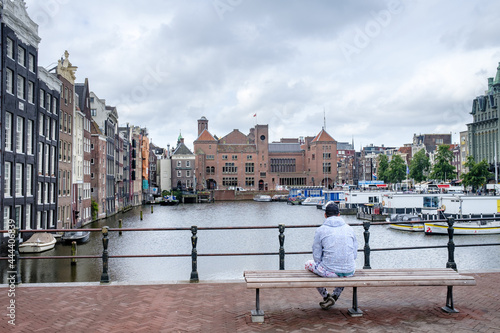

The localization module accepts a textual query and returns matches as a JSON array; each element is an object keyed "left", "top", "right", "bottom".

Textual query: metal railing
[{"left": 2, "top": 217, "right": 499, "bottom": 285}]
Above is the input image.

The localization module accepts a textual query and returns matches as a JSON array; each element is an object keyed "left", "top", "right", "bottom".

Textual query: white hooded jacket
[{"left": 312, "top": 215, "right": 358, "bottom": 274}]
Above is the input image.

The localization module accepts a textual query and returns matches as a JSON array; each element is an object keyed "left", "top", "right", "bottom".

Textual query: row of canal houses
[{"left": 0, "top": 0, "right": 153, "bottom": 245}]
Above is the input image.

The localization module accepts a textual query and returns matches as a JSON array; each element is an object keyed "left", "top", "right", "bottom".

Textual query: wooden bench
[{"left": 244, "top": 268, "right": 476, "bottom": 322}]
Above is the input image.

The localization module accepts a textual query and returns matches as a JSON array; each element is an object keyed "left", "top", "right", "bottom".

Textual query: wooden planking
[{"left": 243, "top": 269, "right": 476, "bottom": 289}]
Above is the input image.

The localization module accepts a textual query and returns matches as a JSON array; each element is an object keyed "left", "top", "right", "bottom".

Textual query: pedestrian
[{"left": 305, "top": 201, "right": 358, "bottom": 310}]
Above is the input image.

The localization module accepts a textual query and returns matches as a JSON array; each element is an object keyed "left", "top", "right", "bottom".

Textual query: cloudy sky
[{"left": 24, "top": 0, "right": 500, "bottom": 150}]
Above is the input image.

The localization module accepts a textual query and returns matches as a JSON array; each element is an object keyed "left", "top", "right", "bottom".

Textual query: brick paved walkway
[{"left": 1, "top": 272, "right": 499, "bottom": 332}]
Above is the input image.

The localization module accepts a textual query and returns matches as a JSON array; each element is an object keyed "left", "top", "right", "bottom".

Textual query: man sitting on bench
[{"left": 305, "top": 202, "right": 359, "bottom": 310}]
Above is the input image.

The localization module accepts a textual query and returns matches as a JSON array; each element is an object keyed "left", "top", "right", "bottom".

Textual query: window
[
  {"left": 28, "top": 81, "right": 34, "bottom": 103},
  {"left": 177, "top": 170, "right": 182, "bottom": 177},
  {"left": 25, "top": 205, "right": 31, "bottom": 230},
  {"left": 16, "top": 116, "right": 24, "bottom": 153},
  {"left": 323, "top": 153, "right": 331, "bottom": 159},
  {"left": 27, "top": 120, "right": 33, "bottom": 154},
  {"left": 15, "top": 163, "right": 23, "bottom": 196},
  {"left": 52, "top": 97, "right": 57, "bottom": 114},
  {"left": 39, "top": 114, "right": 44, "bottom": 135},
  {"left": 245, "top": 177, "right": 255, "bottom": 187},
  {"left": 91, "top": 109, "right": 97, "bottom": 116},
  {"left": 245, "top": 162, "right": 254, "bottom": 173},
  {"left": 222, "top": 162, "right": 237, "bottom": 174},
  {"left": 207, "top": 155, "right": 214, "bottom": 160},
  {"left": 64, "top": 87, "right": 68, "bottom": 105},
  {"left": 6, "top": 38, "right": 14, "bottom": 59},
  {"left": 5, "top": 113, "right": 13, "bottom": 151},
  {"left": 232, "top": 155, "right": 238, "bottom": 160},
  {"left": 323, "top": 162, "right": 331, "bottom": 174},
  {"left": 222, "top": 177, "right": 238, "bottom": 187},
  {"left": 222, "top": 155, "right": 228, "bottom": 160},
  {"left": 68, "top": 115, "right": 72, "bottom": 134},
  {"left": 5, "top": 162, "right": 12, "bottom": 197},
  {"left": 186, "top": 160, "right": 191, "bottom": 167},
  {"left": 52, "top": 119, "right": 57, "bottom": 140},
  {"left": 38, "top": 143, "right": 43, "bottom": 174},
  {"left": 45, "top": 116, "right": 50, "bottom": 137},
  {"left": 27, "top": 164, "right": 33, "bottom": 196},
  {"left": 186, "top": 170, "right": 191, "bottom": 177},
  {"left": 6, "top": 69, "right": 14, "bottom": 94},
  {"left": 29, "top": 54, "right": 35, "bottom": 72},
  {"left": 51, "top": 146, "right": 55, "bottom": 176},
  {"left": 18, "top": 46, "right": 26, "bottom": 66},
  {"left": 177, "top": 161, "right": 182, "bottom": 167},
  {"left": 247, "top": 155, "right": 253, "bottom": 160},
  {"left": 39, "top": 89, "right": 45, "bottom": 108}
]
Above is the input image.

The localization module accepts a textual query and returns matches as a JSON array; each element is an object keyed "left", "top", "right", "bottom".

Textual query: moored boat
[
  {"left": 61, "top": 231, "right": 90, "bottom": 244},
  {"left": 160, "top": 195, "right": 180, "bottom": 206},
  {"left": 387, "top": 214, "right": 424, "bottom": 232},
  {"left": 19, "top": 233, "right": 57, "bottom": 253},
  {"left": 301, "top": 197, "right": 324, "bottom": 206},
  {"left": 424, "top": 220, "right": 500, "bottom": 235},
  {"left": 254, "top": 194, "right": 272, "bottom": 202}
]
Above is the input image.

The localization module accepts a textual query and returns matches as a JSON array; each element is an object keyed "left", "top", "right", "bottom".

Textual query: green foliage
[
  {"left": 377, "top": 154, "right": 390, "bottom": 182},
  {"left": 461, "top": 156, "right": 492, "bottom": 191},
  {"left": 161, "top": 190, "right": 170, "bottom": 197},
  {"left": 409, "top": 149, "right": 431, "bottom": 183},
  {"left": 91, "top": 199, "right": 98, "bottom": 220},
  {"left": 388, "top": 154, "right": 407, "bottom": 183},
  {"left": 430, "top": 145, "right": 456, "bottom": 181}
]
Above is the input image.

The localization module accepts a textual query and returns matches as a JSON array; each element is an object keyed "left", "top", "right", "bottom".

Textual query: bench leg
[
  {"left": 251, "top": 288, "right": 265, "bottom": 323},
  {"left": 441, "top": 285, "right": 459, "bottom": 313},
  {"left": 348, "top": 287, "right": 363, "bottom": 317}
]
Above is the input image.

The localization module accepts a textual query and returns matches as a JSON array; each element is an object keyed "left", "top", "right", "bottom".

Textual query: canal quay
[
  {"left": 2, "top": 200, "right": 500, "bottom": 284},
  {"left": 1, "top": 201, "right": 500, "bottom": 332}
]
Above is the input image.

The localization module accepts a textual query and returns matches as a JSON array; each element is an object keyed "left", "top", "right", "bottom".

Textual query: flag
[
  {"left": 372, "top": 173, "right": 377, "bottom": 180},
  {"left": 406, "top": 165, "right": 410, "bottom": 175},
  {"left": 253, "top": 113, "right": 256, "bottom": 117}
]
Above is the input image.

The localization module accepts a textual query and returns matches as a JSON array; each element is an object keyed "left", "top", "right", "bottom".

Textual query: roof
[
  {"left": 268, "top": 143, "right": 302, "bottom": 153},
  {"left": 172, "top": 142, "right": 194, "bottom": 155},
  {"left": 195, "top": 128, "right": 217, "bottom": 142},
  {"left": 311, "top": 128, "right": 335, "bottom": 143}
]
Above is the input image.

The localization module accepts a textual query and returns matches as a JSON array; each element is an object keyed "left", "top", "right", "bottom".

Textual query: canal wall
[{"left": 213, "top": 190, "right": 288, "bottom": 201}]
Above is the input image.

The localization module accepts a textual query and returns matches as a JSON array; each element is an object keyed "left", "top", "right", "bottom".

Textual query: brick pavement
[{"left": 1, "top": 272, "right": 499, "bottom": 333}]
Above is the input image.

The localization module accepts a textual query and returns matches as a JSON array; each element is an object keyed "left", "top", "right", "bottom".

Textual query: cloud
[{"left": 25, "top": 0, "right": 500, "bottom": 150}]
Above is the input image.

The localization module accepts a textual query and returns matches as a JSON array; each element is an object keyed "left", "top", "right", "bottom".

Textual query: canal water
[{"left": 2, "top": 201, "right": 500, "bottom": 284}]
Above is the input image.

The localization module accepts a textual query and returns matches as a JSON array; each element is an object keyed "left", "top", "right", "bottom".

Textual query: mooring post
[
  {"left": 118, "top": 219, "right": 123, "bottom": 236},
  {"left": 14, "top": 227, "right": 21, "bottom": 285},
  {"left": 279, "top": 224, "right": 285, "bottom": 270},
  {"left": 140, "top": 210, "right": 143, "bottom": 220},
  {"left": 190, "top": 226, "right": 199, "bottom": 282},
  {"left": 71, "top": 241, "right": 77, "bottom": 265},
  {"left": 100, "top": 226, "right": 110, "bottom": 284},
  {"left": 151, "top": 205, "right": 153, "bottom": 214},
  {"left": 363, "top": 221, "right": 371, "bottom": 269},
  {"left": 446, "top": 217, "right": 457, "bottom": 271}
]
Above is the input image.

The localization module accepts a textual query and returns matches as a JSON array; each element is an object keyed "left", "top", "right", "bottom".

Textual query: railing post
[
  {"left": 100, "top": 226, "right": 110, "bottom": 284},
  {"left": 279, "top": 224, "right": 285, "bottom": 270},
  {"left": 13, "top": 227, "right": 21, "bottom": 285},
  {"left": 190, "top": 225, "right": 199, "bottom": 282},
  {"left": 446, "top": 217, "right": 457, "bottom": 271},
  {"left": 363, "top": 221, "right": 371, "bottom": 269}
]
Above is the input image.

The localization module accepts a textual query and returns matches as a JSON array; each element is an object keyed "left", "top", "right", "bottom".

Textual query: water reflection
[{"left": 2, "top": 201, "right": 499, "bottom": 284}]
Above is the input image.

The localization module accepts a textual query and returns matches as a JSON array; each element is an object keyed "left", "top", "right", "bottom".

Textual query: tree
[
  {"left": 409, "top": 149, "right": 431, "bottom": 183},
  {"left": 388, "top": 154, "right": 407, "bottom": 183},
  {"left": 461, "top": 156, "right": 492, "bottom": 192},
  {"left": 430, "top": 144, "right": 456, "bottom": 182},
  {"left": 377, "top": 154, "right": 390, "bottom": 183}
]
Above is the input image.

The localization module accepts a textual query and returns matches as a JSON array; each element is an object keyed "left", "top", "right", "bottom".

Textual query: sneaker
[{"left": 319, "top": 294, "right": 335, "bottom": 310}]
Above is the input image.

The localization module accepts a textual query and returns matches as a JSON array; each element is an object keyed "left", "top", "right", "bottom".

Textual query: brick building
[{"left": 193, "top": 117, "right": 337, "bottom": 190}]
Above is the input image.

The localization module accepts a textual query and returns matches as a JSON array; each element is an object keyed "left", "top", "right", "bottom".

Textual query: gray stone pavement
[{"left": 0, "top": 272, "right": 499, "bottom": 332}]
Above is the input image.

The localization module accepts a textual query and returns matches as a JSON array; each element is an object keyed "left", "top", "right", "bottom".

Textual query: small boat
[
  {"left": 254, "top": 194, "right": 272, "bottom": 202},
  {"left": 61, "top": 231, "right": 90, "bottom": 244},
  {"left": 272, "top": 194, "right": 288, "bottom": 202},
  {"left": 424, "top": 220, "right": 500, "bottom": 235},
  {"left": 160, "top": 195, "right": 180, "bottom": 206},
  {"left": 387, "top": 214, "right": 424, "bottom": 232},
  {"left": 19, "top": 233, "right": 57, "bottom": 253},
  {"left": 301, "top": 197, "right": 324, "bottom": 206}
]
